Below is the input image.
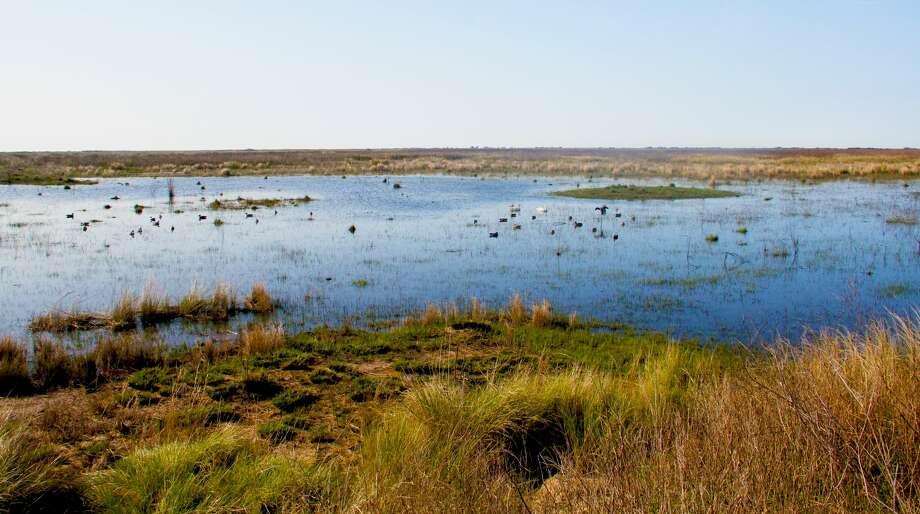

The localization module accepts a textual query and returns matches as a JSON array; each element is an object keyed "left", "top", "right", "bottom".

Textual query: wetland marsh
[{"left": 0, "top": 174, "right": 917, "bottom": 343}]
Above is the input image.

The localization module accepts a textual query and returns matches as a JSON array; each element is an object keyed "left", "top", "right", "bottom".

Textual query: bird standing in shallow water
[{"left": 489, "top": 232, "right": 498, "bottom": 238}]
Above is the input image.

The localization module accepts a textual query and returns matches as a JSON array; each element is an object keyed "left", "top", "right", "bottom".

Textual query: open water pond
[{"left": 0, "top": 175, "right": 917, "bottom": 344}]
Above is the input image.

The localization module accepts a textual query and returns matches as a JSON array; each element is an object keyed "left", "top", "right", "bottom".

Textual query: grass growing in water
[
  {"left": 30, "top": 283, "right": 275, "bottom": 333},
  {"left": 553, "top": 184, "right": 739, "bottom": 200},
  {"left": 208, "top": 196, "right": 312, "bottom": 210},
  {"left": 886, "top": 214, "right": 918, "bottom": 225}
]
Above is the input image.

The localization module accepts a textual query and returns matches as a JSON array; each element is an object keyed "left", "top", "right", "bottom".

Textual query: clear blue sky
[{"left": 1, "top": 1, "right": 918, "bottom": 150}]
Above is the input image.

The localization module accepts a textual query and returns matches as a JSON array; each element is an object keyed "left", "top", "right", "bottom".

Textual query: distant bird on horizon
[
  {"left": 65, "top": 213, "right": 74, "bottom": 219},
  {"left": 199, "top": 215, "right": 207, "bottom": 221}
]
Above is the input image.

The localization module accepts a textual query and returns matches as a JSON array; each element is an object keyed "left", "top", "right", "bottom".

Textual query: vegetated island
[
  {"left": 208, "top": 196, "right": 312, "bottom": 210},
  {"left": 553, "top": 184, "right": 740, "bottom": 200},
  {"left": 0, "top": 171, "right": 97, "bottom": 186}
]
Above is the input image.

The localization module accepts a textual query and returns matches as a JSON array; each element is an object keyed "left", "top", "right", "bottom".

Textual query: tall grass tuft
[
  {"left": 0, "top": 412, "right": 80, "bottom": 511},
  {"left": 530, "top": 299, "right": 552, "bottom": 328},
  {"left": 419, "top": 303, "right": 444, "bottom": 326},
  {"left": 356, "top": 369, "right": 622, "bottom": 509},
  {"left": 177, "top": 287, "right": 208, "bottom": 319},
  {"left": 0, "top": 338, "right": 30, "bottom": 395},
  {"left": 507, "top": 293, "right": 526, "bottom": 326},
  {"left": 110, "top": 292, "right": 137, "bottom": 330},
  {"left": 88, "top": 425, "right": 337, "bottom": 512},
  {"left": 92, "top": 333, "right": 166, "bottom": 376},
  {"left": 469, "top": 297, "right": 485, "bottom": 321},
  {"left": 240, "top": 323, "right": 285, "bottom": 356},
  {"left": 209, "top": 283, "right": 236, "bottom": 321},
  {"left": 139, "top": 282, "right": 174, "bottom": 324},
  {"left": 31, "top": 338, "right": 74, "bottom": 391},
  {"left": 243, "top": 283, "right": 273, "bottom": 313}
]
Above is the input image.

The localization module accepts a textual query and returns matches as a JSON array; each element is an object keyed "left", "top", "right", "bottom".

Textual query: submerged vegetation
[
  {"left": 1, "top": 292, "right": 920, "bottom": 511},
  {"left": 554, "top": 183, "right": 740, "bottom": 200}
]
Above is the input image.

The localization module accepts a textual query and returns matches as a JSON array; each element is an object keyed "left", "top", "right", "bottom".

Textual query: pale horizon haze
[{"left": 1, "top": 1, "right": 918, "bottom": 151}]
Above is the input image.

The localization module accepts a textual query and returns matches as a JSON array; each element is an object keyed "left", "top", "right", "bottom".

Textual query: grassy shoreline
[
  {"left": 1, "top": 291, "right": 919, "bottom": 512},
  {"left": 3, "top": 148, "right": 920, "bottom": 184}
]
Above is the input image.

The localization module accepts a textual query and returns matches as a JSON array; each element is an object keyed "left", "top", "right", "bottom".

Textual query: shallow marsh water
[{"left": 0, "top": 175, "right": 917, "bottom": 344}]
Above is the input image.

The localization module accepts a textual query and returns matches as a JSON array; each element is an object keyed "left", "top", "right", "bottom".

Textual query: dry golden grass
[
  {"left": 243, "top": 283, "right": 273, "bottom": 313},
  {"left": 239, "top": 323, "right": 285, "bottom": 356},
  {"left": 528, "top": 320, "right": 920, "bottom": 513},
  {"left": 507, "top": 293, "right": 526, "bottom": 326},
  {"left": 0, "top": 337, "right": 29, "bottom": 395},
  {"left": 28, "top": 311, "right": 109, "bottom": 332},
  {"left": 6, "top": 148, "right": 920, "bottom": 181},
  {"left": 209, "top": 283, "right": 236, "bottom": 321},
  {"left": 138, "top": 282, "right": 174, "bottom": 323},
  {"left": 109, "top": 292, "right": 137, "bottom": 330},
  {"left": 469, "top": 297, "right": 485, "bottom": 321},
  {"left": 419, "top": 303, "right": 444, "bottom": 326},
  {"left": 530, "top": 299, "right": 552, "bottom": 328}
]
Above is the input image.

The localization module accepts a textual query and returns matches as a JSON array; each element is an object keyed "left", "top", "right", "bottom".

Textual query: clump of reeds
[
  {"left": 91, "top": 333, "right": 166, "bottom": 376},
  {"left": 240, "top": 323, "right": 285, "bottom": 356},
  {"left": 0, "top": 411, "right": 69, "bottom": 511},
  {"left": 30, "top": 282, "right": 276, "bottom": 334},
  {"left": 0, "top": 337, "right": 30, "bottom": 395},
  {"left": 177, "top": 287, "right": 208, "bottom": 318},
  {"left": 419, "top": 303, "right": 443, "bottom": 326},
  {"left": 29, "top": 311, "right": 108, "bottom": 333},
  {"left": 139, "top": 282, "right": 175, "bottom": 324},
  {"left": 110, "top": 292, "right": 137, "bottom": 330},
  {"left": 469, "top": 297, "right": 485, "bottom": 321},
  {"left": 209, "top": 284, "right": 236, "bottom": 321},
  {"left": 31, "top": 338, "right": 73, "bottom": 391},
  {"left": 530, "top": 299, "right": 552, "bottom": 328},
  {"left": 243, "top": 283, "right": 273, "bottom": 313},
  {"left": 507, "top": 293, "right": 526, "bottom": 325}
]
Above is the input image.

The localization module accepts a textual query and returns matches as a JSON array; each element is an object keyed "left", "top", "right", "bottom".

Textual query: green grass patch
[
  {"left": 640, "top": 274, "right": 722, "bottom": 288},
  {"left": 553, "top": 184, "right": 739, "bottom": 200},
  {"left": 880, "top": 283, "right": 913, "bottom": 298},
  {"left": 0, "top": 171, "right": 97, "bottom": 186},
  {"left": 272, "top": 388, "right": 320, "bottom": 413},
  {"left": 886, "top": 215, "right": 917, "bottom": 225}
]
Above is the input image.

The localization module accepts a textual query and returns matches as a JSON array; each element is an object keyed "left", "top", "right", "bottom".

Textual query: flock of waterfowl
[
  {"left": 481, "top": 202, "right": 631, "bottom": 242},
  {"left": 57, "top": 177, "right": 642, "bottom": 246}
]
